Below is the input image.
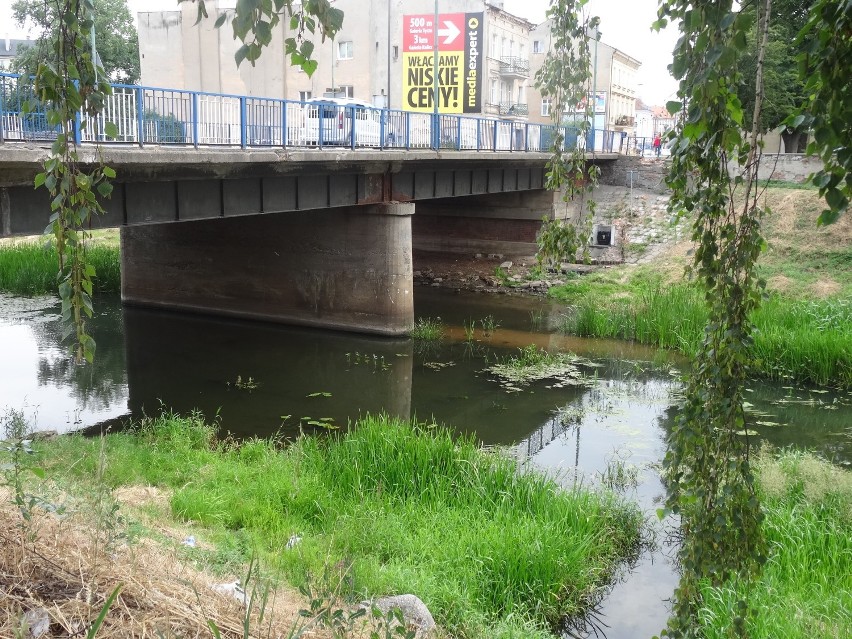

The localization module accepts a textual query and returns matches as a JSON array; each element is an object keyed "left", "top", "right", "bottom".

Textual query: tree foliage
[
  {"left": 795, "top": 0, "right": 851, "bottom": 224},
  {"left": 653, "top": 0, "right": 775, "bottom": 634},
  {"left": 12, "top": 0, "right": 141, "bottom": 84},
  {"left": 737, "top": 0, "right": 810, "bottom": 140}
]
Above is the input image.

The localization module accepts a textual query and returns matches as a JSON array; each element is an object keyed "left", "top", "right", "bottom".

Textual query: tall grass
[
  {"left": 555, "top": 276, "right": 851, "bottom": 387},
  {"left": 0, "top": 242, "right": 121, "bottom": 295},
  {"left": 699, "top": 449, "right": 852, "bottom": 638},
  {"left": 559, "top": 279, "right": 706, "bottom": 356},
  {"left": 40, "top": 411, "right": 642, "bottom": 638}
]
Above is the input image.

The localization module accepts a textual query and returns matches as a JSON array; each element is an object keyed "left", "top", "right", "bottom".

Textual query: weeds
[{"left": 408, "top": 317, "right": 444, "bottom": 341}]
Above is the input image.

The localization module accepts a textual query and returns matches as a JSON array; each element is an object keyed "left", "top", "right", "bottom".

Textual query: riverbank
[
  {"left": 1, "top": 412, "right": 643, "bottom": 639},
  {"left": 416, "top": 184, "right": 852, "bottom": 388},
  {"left": 2, "top": 412, "right": 848, "bottom": 638}
]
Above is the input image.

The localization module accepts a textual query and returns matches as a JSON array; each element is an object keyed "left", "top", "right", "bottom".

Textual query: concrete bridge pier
[{"left": 120, "top": 202, "right": 415, "bottom": 336}]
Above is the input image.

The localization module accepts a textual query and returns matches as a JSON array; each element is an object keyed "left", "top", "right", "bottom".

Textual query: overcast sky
[{"left": 1, "top": 0, "right": 680, "bottom": 104}]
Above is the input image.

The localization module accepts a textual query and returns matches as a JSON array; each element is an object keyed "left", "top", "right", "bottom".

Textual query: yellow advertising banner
[{"left": 402, "top": 13, "right": 483, "bottom": 113}]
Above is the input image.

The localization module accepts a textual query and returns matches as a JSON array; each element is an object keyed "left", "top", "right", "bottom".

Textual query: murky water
[{"left": 1, "top": 287, "right": 849, "bottom": 638}]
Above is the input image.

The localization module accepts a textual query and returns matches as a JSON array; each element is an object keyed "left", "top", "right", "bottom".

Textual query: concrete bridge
[{"left": 1, "top": 92, "right": 619, "bottom": 335}]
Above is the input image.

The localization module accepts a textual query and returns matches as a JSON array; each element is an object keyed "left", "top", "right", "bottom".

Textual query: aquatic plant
[
  {"left": 408, "top": 317, "right": 444, "bottom": 341},
  {"left": 485, "top": 345, "right": 590, "bottom": 392}
]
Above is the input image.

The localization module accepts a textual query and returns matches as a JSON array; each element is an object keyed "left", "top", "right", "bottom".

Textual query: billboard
[{"left": 402, "top": 12, "right": 483, "bottom": 113}]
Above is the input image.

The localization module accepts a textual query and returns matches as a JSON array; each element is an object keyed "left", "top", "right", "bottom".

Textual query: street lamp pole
[{"left": 432, "top": 0, "right": 439, "bottom": 149}]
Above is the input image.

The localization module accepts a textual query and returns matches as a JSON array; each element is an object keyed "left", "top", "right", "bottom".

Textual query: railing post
[
  {"left": 476, "top": 118, "right": 481, "bottom": 151},
  {"left": 239, "top": 96, "right": 247, "bottom": 148},
  {"left": 524, "top": 123, "right": 529, "bottom": 152},
  {"left": 191, "top": 92, "right": 199, "bottom": 148},
  {"left": 456, "top": 116, "right": 461, "bottom": 150},
  {"left": 72, "top": 80, "right": 82, "bottom": 145},
  {"left": 492, "top": 118, "right": 497, "bottom": 151},
  {"left": 282, "top": 100, "right": 287, "bottom": 148},
  {"left": 380, "top": 109, "right": 386, "bottom": 149},
  {"left": 0, "top": 75, "right": 6, "bottom": 144},
  {"left": 136, "top": 86, "right": 145, "bottom": 146},
  {"left": 350, "top": 106, "right": 356, "bottom": 150},
  {"left": 431, "top": 112, "right": 438, "bottom": 150},
  {"left": 405, "top": 112, "right": 410, "bottom": 149}
]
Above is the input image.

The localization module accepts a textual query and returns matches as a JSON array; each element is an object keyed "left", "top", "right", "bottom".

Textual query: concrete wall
[
  {"left": 121, "top": 203, "right": 415, "bottom": 335},
  {"left": 598, "top": 155, "right": 669, "bottom": 193},
  {"left": 729, "top": 153, "right": 823, "bottom": 184}
]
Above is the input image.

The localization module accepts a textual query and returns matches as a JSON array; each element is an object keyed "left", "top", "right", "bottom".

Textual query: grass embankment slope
[
  {"left": 701, "top": 449, "right": 852, "bottom": 638},
  {"left": 2, "top": 413, "right": 642, "bottom": 639},
  {"left": 0, "top": 230, "right": 121, "bottom": 295},
  {"left": 551, "top": 186, "right": 852, "bottom": 387}
]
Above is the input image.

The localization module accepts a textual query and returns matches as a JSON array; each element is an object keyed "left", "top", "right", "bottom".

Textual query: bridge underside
[{"left": 0, "top": 148, "right": 596, "bottom": 334}]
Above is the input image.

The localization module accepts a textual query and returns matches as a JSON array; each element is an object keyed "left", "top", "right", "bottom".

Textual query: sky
[{"left": 1, "top": 0, "right": 680, "bottom": 105}]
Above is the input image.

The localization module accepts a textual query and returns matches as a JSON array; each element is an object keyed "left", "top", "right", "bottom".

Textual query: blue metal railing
[{"left": 0, "top": 72, "right": 635, "bottom": 155}]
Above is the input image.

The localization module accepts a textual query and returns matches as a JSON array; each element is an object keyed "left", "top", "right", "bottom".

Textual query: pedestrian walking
[{"left": 653, "top": 134, "right": 662, "bottom": 157}]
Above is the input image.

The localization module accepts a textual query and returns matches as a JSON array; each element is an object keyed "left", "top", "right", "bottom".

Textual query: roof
[{"left": 0, "top": 39, "right": 37, "bottom": 58}]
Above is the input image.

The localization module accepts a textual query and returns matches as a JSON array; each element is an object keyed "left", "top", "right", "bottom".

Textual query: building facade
[
  {"left": 138, "top": 0, "right": 534, "bottom": 119},
  {"left": 527, "top": 20, "right": 641, "bottom": 138}
]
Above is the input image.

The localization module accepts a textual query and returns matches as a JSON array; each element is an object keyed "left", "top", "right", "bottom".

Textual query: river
[{"left": 1, "top": 287, "right": 849, "bottom": 638}]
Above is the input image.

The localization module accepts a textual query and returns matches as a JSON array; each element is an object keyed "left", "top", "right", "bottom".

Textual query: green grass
[
  {"left": 0, "top": 241, "right": 121, "bottom": 295},
  {"left": 38, "top": 411, "right": 642, "bottom": 638},
  {"left": 699, "top": 449, "right": 852, "bottom": 638},
  {"left": 551, "top": 270, "right": 852, "bottom": 387}
]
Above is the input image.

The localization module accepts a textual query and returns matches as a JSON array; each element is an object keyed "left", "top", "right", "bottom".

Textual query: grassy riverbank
[
  {"left": 0, "top": 239, "right": 121, "bottom": 295},
  {"left": 551, "top": 187, "right": 852, "bottom": 387},
  {"left": 26, "top": 412, "right": 642, "bottom": 638},
  {"left": 700, "top": 449, "right": 852, "bottom": 638}
]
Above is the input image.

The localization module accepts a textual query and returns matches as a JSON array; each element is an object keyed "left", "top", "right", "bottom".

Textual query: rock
[
  {"left": 488, "top": 253, "right": 504, "bottom": 260},
  {"left": 432, "top": 277, "right": 443, "bottom": 283},
  {"left": 413, "top": 270, "right": 422, "bottom": 278},
  {"left": 285, "top": 534, "right": 302, "bottom": 549},
  {"left": 474, "top": 253, "right": 484, "bottom": 259},
  {"left": 499, "top": 261, "right": 513, "bottom": 270},
  {"left": 362, "top": 594, "right": 436, "bottom": 638},
  {"left": 212, "top": 581, "right": 247, "bottom": 606},
  {"left": 23, "top": 608, "right": 50, "bottom": 638}
]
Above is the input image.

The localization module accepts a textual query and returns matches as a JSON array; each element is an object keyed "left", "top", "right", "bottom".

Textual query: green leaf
[
  {"left": 104, "top": 121, "right": 119, "bottom": 139},
  {"left": 666, "top": 100, "right": 682, "bottom": 115},
  {"left": 214, "top": 12, "right": 228, "bottom": 28}
]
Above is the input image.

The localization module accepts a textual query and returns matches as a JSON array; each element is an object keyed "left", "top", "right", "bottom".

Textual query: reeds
[
  {"left": 557, "top": 278, "right": 851, "bottom": 387},
  {"left": 0, "top": 242, "right": 121, "bottom": 295}
]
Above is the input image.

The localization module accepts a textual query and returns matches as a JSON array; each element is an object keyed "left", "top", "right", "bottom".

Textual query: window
[
  {"left": 541, "top": 97, "right": 551, "bottom": 117},
  {"left": 331, "top": 85, "right": 355, "bottom": 98},
  {"left": 533, "top": 40, "right": 543, "bottom": 54},
  {"left": 491, "top": 34, "right": 498, "bottom": 57},
  {"left": 337, "top": 40, "right": 353, "bottom": 60},
  {"left": 299, "top": 91, "right": 312, "bottom": 102},
  {"left": 490, "top": 79, "right": 498, "bottom": 104},
  {"left": 519, "top": 44, "right": 525, "bottom": 59}
]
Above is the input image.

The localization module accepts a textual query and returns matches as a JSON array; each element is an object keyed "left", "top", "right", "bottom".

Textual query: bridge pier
[{"left": 120, "top": 202, "right": 414, "bottom": 335}]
